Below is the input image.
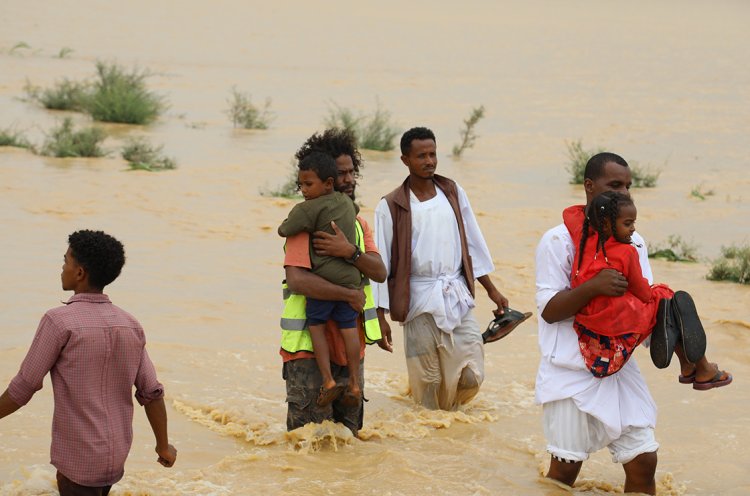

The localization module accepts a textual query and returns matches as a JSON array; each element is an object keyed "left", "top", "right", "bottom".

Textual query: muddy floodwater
[{"left": 1, "top": 1, "right": 749, "bottom": 494}]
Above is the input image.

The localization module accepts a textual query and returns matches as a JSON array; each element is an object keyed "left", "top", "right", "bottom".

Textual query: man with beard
[{"left": 280, "top": 128, "right": 388, "bottom": 436}]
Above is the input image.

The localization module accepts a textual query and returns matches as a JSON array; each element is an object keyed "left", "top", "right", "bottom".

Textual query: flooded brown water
[{"left": 1, "top": 1, "right": 749, "bottom": 494}]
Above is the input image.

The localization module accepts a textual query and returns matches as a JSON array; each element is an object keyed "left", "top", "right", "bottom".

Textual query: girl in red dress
[{"left": 563, "top": 192, "right": 730, "bottom": 389}]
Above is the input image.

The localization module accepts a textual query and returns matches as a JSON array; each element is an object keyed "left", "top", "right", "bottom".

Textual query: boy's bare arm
[
  {"left": 144, "top": 398, "right": 177, "bottom": 467},
  {"left": 0, "top": 389, "right": 22, "bottom": 419}
]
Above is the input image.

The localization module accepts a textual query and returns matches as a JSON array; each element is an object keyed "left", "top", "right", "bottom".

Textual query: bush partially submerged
[
  {"left": 324, "top": 100, "right": 399, "bottom": 151},
  {"left": 648, "top": 235, "right": 698, "bottom": 262},
  {"left": 630, "top": 164, "right": 660, "bottom": 188},
  {"left": 25, "top": 78, "right": 89, "bottom": 111},
  {"left": 707, "top": 244, "right": 750, "bottom": 285},
  {"left": 40, "top": 118, "right": 107, "bottom": 158},
  {"left": 25, "top": 62, "right": 166, "bottom": 125},
  {"left": 690, "top": 183, "right": 715, "bottom": 201},
  {"left": 566, "top": 140, "right": 660, "bottom": 188},
  {"left": 226, "top": 87, "right": 273, "bottom": 129},
  {"left": 121, "top": 137, "right": 176, "bottom": 171},
  {"left": 452, "top": 105, "right": 485, "bottom": 158},
  {"left": 260, "top": 165, "right": 300, "bottom": 198},
  {"left": 0, "top": 127, "right": 34, "bottom": 150},
  {"left": 86, "top": 62, "right": 165, "bottom": 124},
  {"left": 566, "top": 140, "right": 603, "bottom": 185}
]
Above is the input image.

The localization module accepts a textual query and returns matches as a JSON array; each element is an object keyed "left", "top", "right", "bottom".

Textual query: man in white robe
[
  {"left": 535, "top": 152, "right": 659, "bottom": 494},
  {"left": 373, "top": 127, "right": 509, "bottom": 410}
]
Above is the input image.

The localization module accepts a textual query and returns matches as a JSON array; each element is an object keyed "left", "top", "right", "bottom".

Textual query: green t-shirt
[{"left": 278, "top": 192, "right": 361, "bottom": 288}]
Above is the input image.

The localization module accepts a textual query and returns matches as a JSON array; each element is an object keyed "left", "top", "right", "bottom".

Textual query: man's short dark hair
[
  {"left": 68, "top": 230, "right": 126, "bottom": 289},
  {"left": 584, "top": 152, "right": 629, "bottom": 181},
  {"left": 400, "top": 127, "right": 436, "bottom": 155},
  {"left": 294, "top": 128, "right": 362, "bottom": 176},
  {"left": 298, "top": 151, "right": 337, "bottom": 184}
]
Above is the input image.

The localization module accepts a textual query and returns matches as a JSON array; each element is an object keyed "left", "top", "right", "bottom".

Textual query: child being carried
[
  {"left": 563, "top": 191, "right": 732, "bottom": 389},
  {"left": 278, "top": 151, "right": 364, "bottom": 407}
]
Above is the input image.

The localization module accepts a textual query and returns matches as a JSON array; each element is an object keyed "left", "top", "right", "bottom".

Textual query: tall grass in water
[
  {"left": 325, "top": 100, "right": 399, "bottom": 151},
  {"left": 40, "top": 118, "right": 107, "bottom": 158},
  {"left": 226, "top": 87, "right": 273, "bottom": 129},
  {"left": 121, "top": 137, "right": 176, "bottom": 171},
  {"left": 86, "top": 62, "right": 165, "bottom": 124},
  {"left": 25, "top": 78, "right": 89, "bottom": 111},
  {"left": 452, "top": 105, "right": 485, "bottom": 158},
  {"left": 707, "top": 244, "right": 750, "bottom": 285},
  {"left": 0, "top": 127, "right": 34, "bottom": 150},
  {"left": 565, "top": 139, "right": 661, "bottom": 188}
]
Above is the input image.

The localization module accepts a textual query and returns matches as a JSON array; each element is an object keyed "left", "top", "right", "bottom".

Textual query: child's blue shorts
[{"left": 306, "top": 298, "right": 358, "bottom": 329}]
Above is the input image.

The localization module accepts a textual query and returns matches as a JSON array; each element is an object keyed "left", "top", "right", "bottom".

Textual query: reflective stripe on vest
[{"left": 280, "top": 219, "right": 382, "bottom": 353}]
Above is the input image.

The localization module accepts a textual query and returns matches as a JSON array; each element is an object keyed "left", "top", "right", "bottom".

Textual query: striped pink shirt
[{"left": 7, "top": 293, "right": 164, "bottom": 487}]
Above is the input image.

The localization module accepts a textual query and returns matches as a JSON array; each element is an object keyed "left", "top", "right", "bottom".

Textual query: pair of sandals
[
  {"left": 650, "top": 291, "right": 732, "bottom": 390},
  {"left": 482, "top": 307, "right": 533, "bottom": 344},
  {"left": 650, "top": 290, "right": 706, "bottom": 369}
]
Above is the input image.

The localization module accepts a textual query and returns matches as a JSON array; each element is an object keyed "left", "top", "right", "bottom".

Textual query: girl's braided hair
[{"left": 577, "top": 191, "right": 634, "bottom": 270}]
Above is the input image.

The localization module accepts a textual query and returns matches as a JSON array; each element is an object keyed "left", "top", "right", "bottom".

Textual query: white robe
[
  {"left": 373, "top": 184, "right": 495, "bottom": 332},
  {"left": 534, "top": 223, "right": 657, "bottom": 440}
]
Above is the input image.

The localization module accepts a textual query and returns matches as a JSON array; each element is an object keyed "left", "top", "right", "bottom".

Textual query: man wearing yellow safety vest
[{"left": 281, "top": 129, "right": 389, "bottom": 436}]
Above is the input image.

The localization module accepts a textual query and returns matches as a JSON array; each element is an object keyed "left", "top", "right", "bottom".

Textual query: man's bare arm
[
  {"left": 477, "top": 274, "right": 509, "bottom": 315},
  {"left": 285, "top": 266, "right": 365, "bottom": 313},
  {"left": 541, "top": 269, "right": 628, "bottom": 323},
  {"left": 312, "top": 221, "right": 387, "bottom": 282}
]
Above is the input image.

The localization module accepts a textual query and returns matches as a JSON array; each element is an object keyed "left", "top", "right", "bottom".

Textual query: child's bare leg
[
  {"left": 309, "top": 324, "right": 336, "bottom": 391},
  {"left": 674, "top": 343, "right": 730, "bottom": 382},
  {"left": 340, "top": 327, "right": 361, "bottom": 396}
]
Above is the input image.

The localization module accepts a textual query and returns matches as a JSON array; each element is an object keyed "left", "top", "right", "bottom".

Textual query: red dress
[{"left": 562, "top": 205, "right": 674, "bottom": 377}]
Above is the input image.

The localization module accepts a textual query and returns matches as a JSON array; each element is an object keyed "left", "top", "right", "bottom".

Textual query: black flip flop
[
  {"left": 482, "top": 307, "right": 532, "bottom": 344},
  {"left": 672, "top": 291, "right": 707, "bottom": 364},
  {"left": 650, "top": 298, "right": 680, "bottom": 369}
]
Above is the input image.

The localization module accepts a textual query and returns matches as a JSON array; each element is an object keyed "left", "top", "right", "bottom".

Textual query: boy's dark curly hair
[
  {"left": 294, "top": 128, "right": 362, "bottom": 177},
  {"left": 298, "top": 151, "right": 337, "bottom": 184},
  {"left": 68, "top": 230, "right": 126, "bottom": 289}
]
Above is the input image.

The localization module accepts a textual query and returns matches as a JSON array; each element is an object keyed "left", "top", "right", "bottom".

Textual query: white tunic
[
  {"left": 535, "top": 223, "right": 657, "bottom": 440},
  {"left": 373, "top": 184, "right": 495, "bottom": 333}
]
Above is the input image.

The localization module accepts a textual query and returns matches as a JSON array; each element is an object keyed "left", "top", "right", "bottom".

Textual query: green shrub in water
[
  {"left": 325, "top": 100, "right": 399, "bottom": 152},
  {"left": 648, "top": 235, "right": 699, "bottom": 262},
  {"left": 85, "top": 61, "right": 166, "bottom": 124},
  {"left": 707, "top": 244, "right": 750, "bottom": 285},
  {"left": 40, "top": 118, "right": 107, "bottom": 158},
  {"left": 226, "top": 87, "right": 273, "bottom": 129},
  {"left": 566, "top": 139, "right": 660, "bottom": 188},
  {"left": 121, "top": 137, "right": 176, "bottom": 171},
  {"left": 25, "top": 78, "right": 89, "bottom": 112},
  {"left": 452, "top": 105, "right": 485, "bottom": 158},
  {"left": 630, "top": 164, "right": 660, "bottom": 188},
  {"left": 260, "top": 164, "right": 300, "bottom": 199},
  {"left": 0, "top": 127, "right": 34, "bottom": 150},
  {"left": 690, "top": 183, "right": 715, "bottom": 201},
  {"left": 566, "top": 140, "right": 603, "bottom": 185}
]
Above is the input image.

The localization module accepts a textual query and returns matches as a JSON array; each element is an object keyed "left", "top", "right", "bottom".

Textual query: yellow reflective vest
[{"left": 280, "top": 220, "right": 382, "bottom": 354}]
